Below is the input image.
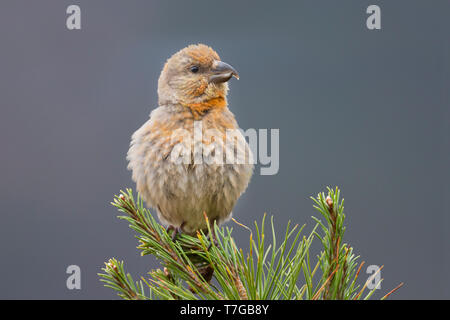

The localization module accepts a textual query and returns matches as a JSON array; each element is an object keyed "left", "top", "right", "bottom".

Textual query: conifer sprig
[{"left": 98, "top": 187, "right": 401, "bottom": 300}]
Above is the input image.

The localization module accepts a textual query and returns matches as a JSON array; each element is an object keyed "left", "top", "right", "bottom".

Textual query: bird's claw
[
  {"left": 166, "top": 223, "right": 185, "bottom": 241},
  {"left": 207, "top": 228, "right": 218, "bottom": 250}
]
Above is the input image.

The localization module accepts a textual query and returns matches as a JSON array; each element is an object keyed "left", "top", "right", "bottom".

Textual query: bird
[{"left": 127, "top": 44, "right": 253, "bottom": 239}]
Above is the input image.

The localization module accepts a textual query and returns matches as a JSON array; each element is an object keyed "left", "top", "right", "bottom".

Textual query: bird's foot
[
  {"left": 207, "top": 227, "right": 219, "bottom": 250},
  {"left": 166, "top": 223, "right": 185, "bottom": 241}
]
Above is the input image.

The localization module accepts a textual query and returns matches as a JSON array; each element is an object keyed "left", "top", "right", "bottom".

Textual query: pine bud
[
  {"left": 326, "top": 196, "right": 333, "bottom": 208},
  {"left": 107, "top": 262, "right": 116, "bottom": 272},
  {"left": 163, "top": 267, "right": 170, "bottom": 277}
]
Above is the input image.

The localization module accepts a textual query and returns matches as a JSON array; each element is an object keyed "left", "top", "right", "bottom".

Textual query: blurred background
[{"left": 0, "top": 0, "right": 448, "bottom": 299}]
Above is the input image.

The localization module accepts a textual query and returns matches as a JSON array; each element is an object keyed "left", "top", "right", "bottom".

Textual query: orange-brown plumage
[
  {"left": 183, "top": 44, "right": 220, "bottom": 67},
  {"left": 127, "top": 44, "right": 253, "bottom": 235}
]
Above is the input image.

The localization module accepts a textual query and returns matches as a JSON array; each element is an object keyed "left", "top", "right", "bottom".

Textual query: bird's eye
[{"left": 190, "top": 66, "right": 199, "bottom": 73}]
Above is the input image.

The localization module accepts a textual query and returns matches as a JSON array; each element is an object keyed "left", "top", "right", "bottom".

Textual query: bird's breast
[{"left": 127, "top": 105, "right": 253, "bottom": 231}]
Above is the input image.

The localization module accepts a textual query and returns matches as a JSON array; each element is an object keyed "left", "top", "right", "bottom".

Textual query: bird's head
[{"left": 158, "top": 44, "right": 239, "bottom": 111}]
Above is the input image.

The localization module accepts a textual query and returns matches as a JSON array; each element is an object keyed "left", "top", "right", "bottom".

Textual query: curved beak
[{"left": 209, "top": 61, "right": 239, "bottom": 84}]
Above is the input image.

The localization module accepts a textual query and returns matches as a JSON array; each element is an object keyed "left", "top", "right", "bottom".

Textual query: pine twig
[{"left": 99, "top": 187, "right": 403, "bottom": 300}]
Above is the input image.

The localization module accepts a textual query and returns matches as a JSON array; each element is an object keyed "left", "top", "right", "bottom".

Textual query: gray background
[{"left": 0, "top": 0, "right": 448, "bottom": 299}]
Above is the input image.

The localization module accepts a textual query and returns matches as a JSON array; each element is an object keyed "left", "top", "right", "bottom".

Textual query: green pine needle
[{"left": 98, "top": 187, "right": 402, "bottom": 300}]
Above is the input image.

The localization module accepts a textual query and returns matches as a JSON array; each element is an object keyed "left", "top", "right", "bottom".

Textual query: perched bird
[{"left": 127, "top": 44, "right": 253, "bottom": 237}]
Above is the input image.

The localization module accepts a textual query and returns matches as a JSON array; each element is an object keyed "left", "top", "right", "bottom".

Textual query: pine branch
[
  {"left": 99, "top": 258, "right": 150, "bottom": 300},
  {"left": 98, "top": 187, "right": 402, "bottom": 300}
]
